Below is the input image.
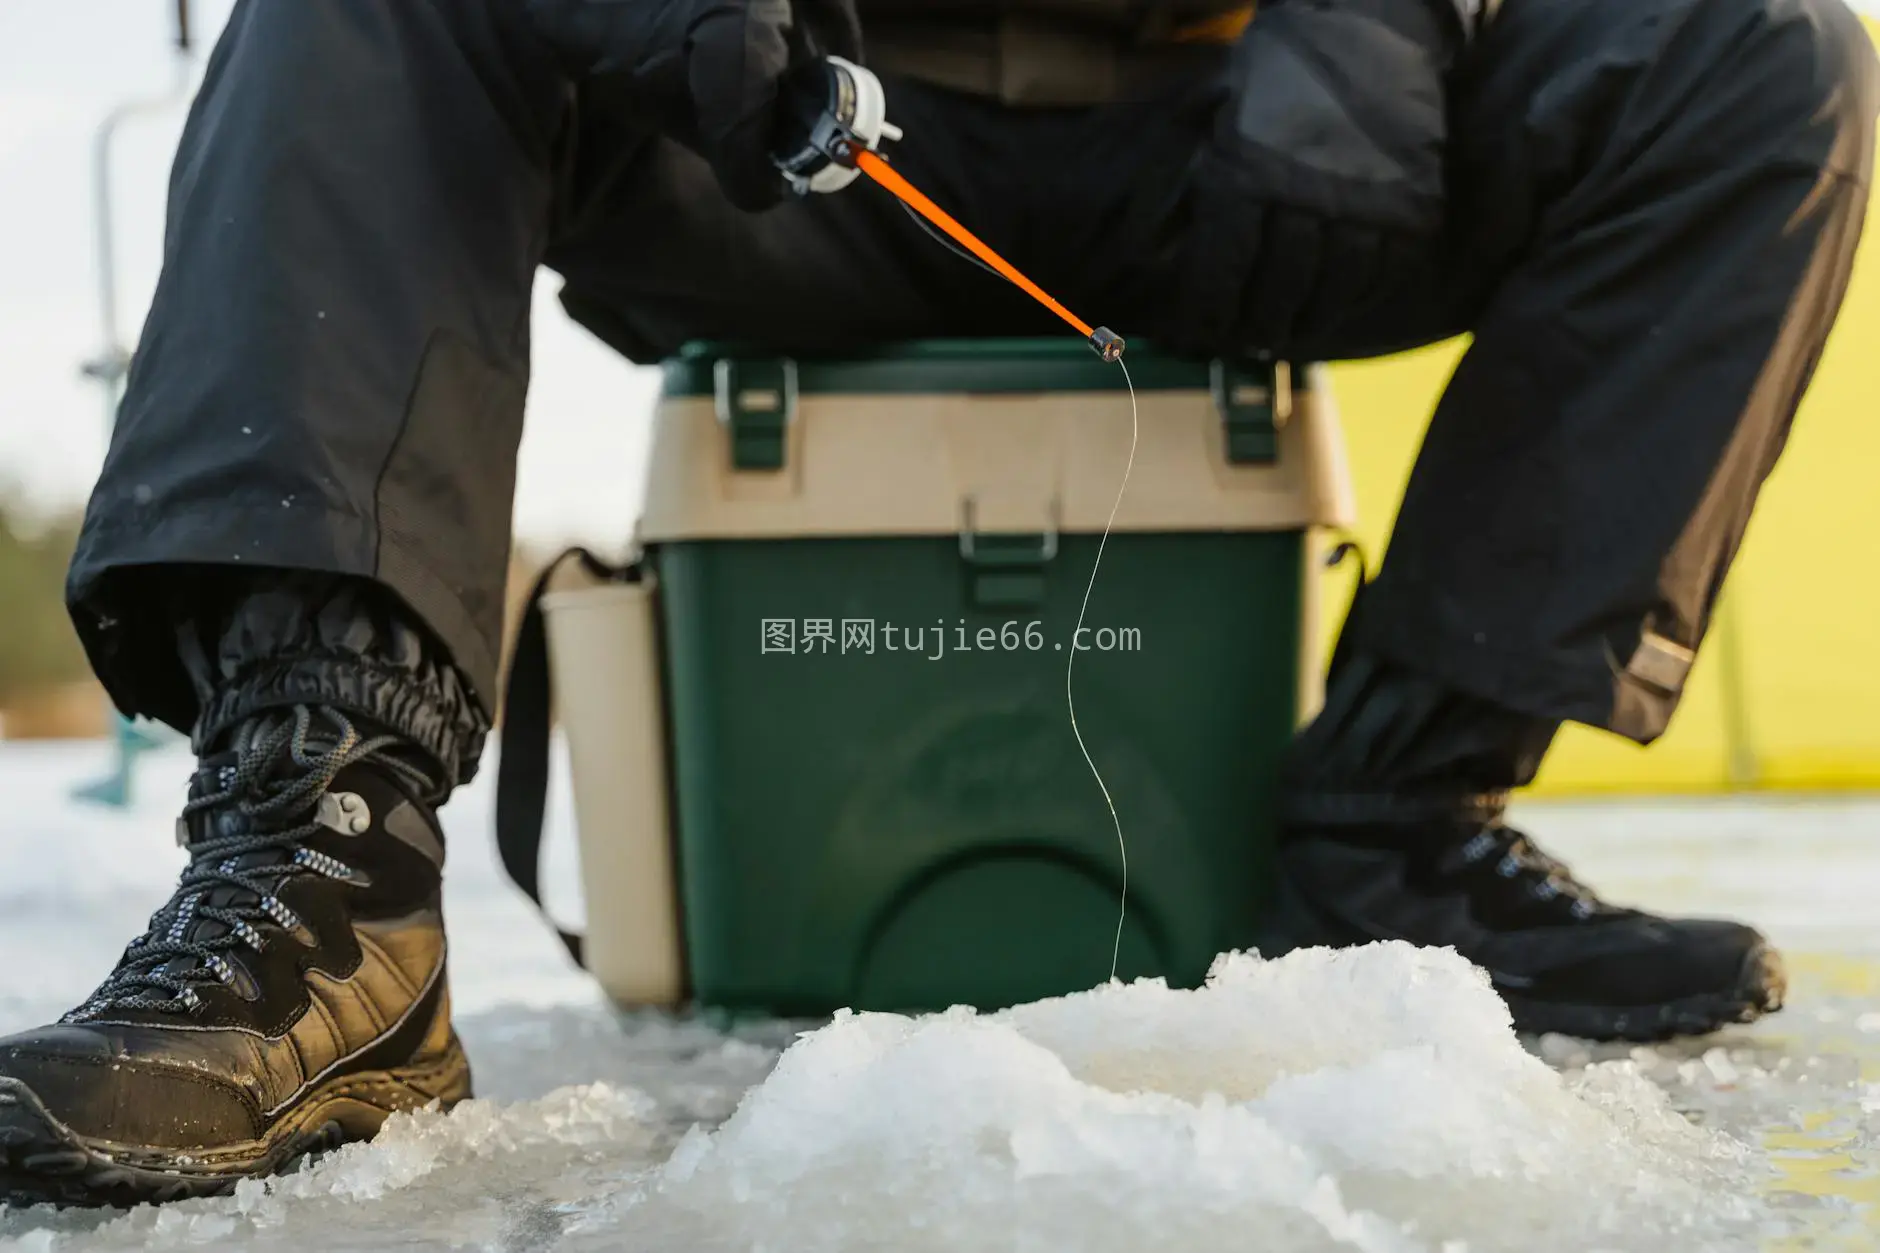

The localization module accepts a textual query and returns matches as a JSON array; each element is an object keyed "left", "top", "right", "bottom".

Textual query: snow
[
  {"left": 633, "top": 947, "right": 1757, "bottom": 1253},
  {"left": 2, "top": 740, "right": 1880, "bottom": 1251}
]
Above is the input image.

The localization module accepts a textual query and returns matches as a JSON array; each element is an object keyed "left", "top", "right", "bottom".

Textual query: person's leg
[
  {"left": 64, "top": 0, "right": 567, "bottom": 772},
  {"left": 1272, "top": 0, "right": 1876, "bottom": 1038},
  {"left": 4, "top": 0, "right": 568, "bottom": 1207},
  {"left": 1353, "top": 0, "right": 1877, "bottom": 742}
]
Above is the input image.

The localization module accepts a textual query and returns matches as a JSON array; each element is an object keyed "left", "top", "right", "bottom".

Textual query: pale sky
[{"left": 3, "top": 1, "right": 1877, "bottom": 549}]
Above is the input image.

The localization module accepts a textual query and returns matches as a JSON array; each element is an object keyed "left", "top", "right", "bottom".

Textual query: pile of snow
[{"left": 625, "top": 944, "right": 1756, "bottom": 1253}]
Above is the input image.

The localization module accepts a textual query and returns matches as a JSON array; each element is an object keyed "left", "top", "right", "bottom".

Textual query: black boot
[
  {"left": 1270, "top": 652, "right": 1785, "bottom": 1042},
  {"left": 2, "top": 572, "right": 485, "bottom": 1207},
  {"left": 0, "top": 705, "right": 470, "bottom": 1207}
]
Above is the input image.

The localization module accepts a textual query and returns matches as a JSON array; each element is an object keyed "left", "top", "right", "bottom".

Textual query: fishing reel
[{"left": 774, "top": 56, "right": 902, "bottom": 196}]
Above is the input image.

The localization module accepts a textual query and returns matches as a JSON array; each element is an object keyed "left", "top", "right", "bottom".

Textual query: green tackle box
[{"left": 544, "top": 339, "right": 1354, "bottom": 1016}]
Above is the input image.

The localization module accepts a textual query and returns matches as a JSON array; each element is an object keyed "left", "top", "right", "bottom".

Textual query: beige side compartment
[{"left": 541, "top": 578, "right": 684, "bottom": 1008}]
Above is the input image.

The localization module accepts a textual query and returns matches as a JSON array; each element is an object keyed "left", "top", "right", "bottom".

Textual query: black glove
[
  {"left": 522, "top": 0, "right": 863, "bottom": 211},
  {"left": 1220, "top": 0, "right": 1464, "bottom": 235},
  {"left": 1160, "top": 0, "right": 1467, "bottom": 357}
]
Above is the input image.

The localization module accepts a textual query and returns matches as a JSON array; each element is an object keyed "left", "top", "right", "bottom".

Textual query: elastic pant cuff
[
  {"left": 194, "top": 655, "right": 485, "bottom": 791},
  {"left": 172, "top": 570, "right": 489, "bottom": 790}
]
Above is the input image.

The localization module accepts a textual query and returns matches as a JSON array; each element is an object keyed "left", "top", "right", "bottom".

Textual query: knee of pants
[
  {"left": 233, "top": 0, "right": 528, "bottom": 52},
  {"left": 1805, "top": 0, "right": 1880, "bottom": 150},
  {"left": 1720, "top": 0, "right": 1880, "bottom": 163},
  {"left": 222, "top": 0, "right": 566, "bottom": 135}
]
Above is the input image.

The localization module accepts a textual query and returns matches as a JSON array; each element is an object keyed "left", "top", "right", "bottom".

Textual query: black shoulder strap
[{"left": 493, "top": 547, "right": 641, "bottom": 967}]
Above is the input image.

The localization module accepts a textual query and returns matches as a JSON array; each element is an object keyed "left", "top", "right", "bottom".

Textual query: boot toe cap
[{"left": 0, "top": 1031, "right": 262, "bottom": 1150}]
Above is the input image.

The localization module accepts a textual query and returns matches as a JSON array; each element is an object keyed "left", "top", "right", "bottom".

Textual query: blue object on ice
[{"left": 71, "top": 714, "right": 172, "bottom": 809}]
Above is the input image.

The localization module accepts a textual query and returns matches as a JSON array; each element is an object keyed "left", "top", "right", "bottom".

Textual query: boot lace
[
  {"left": 65, "top": 706, "right": 432, "bottom": 1020},
  {"left": 1454, "top": 823, "right": 1607, "bottom": 920}
]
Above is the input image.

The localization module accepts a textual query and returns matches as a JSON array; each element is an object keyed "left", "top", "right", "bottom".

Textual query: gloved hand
[
  {"left": 521, "top": 0, "right": 863, "bottom": 211},
  {"left": 1160, "top": 0, "right": 1470, "bottom": 356},
  {"left": 1222, "top": 0, "right": 1465, "bottom": 236}
]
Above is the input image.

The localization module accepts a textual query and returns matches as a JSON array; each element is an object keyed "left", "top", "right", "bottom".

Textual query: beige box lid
[{"left": 639, "top": 355, "right": 1355, "bottom": 543}]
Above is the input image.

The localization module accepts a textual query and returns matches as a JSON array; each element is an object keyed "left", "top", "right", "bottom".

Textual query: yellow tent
[{"left": 1324, "top": 17, "right": 1880, "bottom": 795}]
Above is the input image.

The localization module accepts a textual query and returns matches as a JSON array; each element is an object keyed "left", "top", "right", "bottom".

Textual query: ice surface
[
  {"left": 4, "top": 1085, "right": 656, "bottom": 1252},
  {"left": 3, "top": 742, "right": 1880, "bottom": 1251}
]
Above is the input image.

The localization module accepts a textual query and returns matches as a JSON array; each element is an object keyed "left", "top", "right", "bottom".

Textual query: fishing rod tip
[{"left": 1089, "top": 327, "right": 1125, "bottom": 363}]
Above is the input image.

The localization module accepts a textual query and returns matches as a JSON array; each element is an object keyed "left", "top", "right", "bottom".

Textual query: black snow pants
[{"left": 66, "top": 0, "right": 1878, "bottom": 789}]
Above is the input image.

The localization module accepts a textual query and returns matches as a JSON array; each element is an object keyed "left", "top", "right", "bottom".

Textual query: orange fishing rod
[
  {"left": 844, "top": 144, "right": 1124, "bottom": 362},
  {"left": 780, "top": 58, "right": 1125, "bottom": 363}
]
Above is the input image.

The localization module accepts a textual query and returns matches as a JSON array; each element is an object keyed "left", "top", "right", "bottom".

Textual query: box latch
[
  {"left": 714, "top": 357, "right": 798, "bottom": 471},
  {"left": 1211, "top": 358, "right": 1281, "bottom": 465},
  {"left": 959, "top": 496, "right": 1060, "bottom": 610}
]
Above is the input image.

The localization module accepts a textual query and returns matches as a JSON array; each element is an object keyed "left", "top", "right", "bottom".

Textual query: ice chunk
[{"left": 626, "top": 944, "right": 1760, "bottom": 1253}]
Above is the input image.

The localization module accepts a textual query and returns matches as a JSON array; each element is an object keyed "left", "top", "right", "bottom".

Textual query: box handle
[
  {"left": 958, "top": 495, "right": 1061, "bottom": 565},
  {"left": 714, "top": 356, "right": 798, "bottom": 471},
  {"left": 1211, "top": 357, "right": 1283, "bottom": 465},
  {"left": 959, "top": 496, "right": 1060, "bottom": 609}
]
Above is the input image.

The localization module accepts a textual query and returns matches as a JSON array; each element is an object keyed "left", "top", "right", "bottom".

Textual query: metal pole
[
  {"left": 72, "top": 7, "right": 200, "bottom": 808},
  {"left": 80, "top": 48, "right": 197, "bottom": 414},
  {"left": 1716, "top": 591, "right": 1761, "bottom": 790}
]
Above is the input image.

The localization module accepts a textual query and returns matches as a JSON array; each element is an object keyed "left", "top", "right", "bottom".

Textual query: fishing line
[
  {"left": 1066, "top": 360, "right": 1139, "bottom": 983},
  {"left": 896, "top": 199, "right": 1004, "bottom": 282}
]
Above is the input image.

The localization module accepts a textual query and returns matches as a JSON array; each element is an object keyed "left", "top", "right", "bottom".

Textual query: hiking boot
[
  {"left": 0, "top": 707, "right": 470, "bottom": 1208},
  {"left": 1268, "top": 799, "right": 1787, "bottom": 1041},
  {"left": 1274, "top": 649, "right": 1784, "bottom": 1042}
]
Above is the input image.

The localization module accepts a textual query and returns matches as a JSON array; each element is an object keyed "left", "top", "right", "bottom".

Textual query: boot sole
[
  {"left": 0, "top": 1036, "right": 472, "bottom": 1209},
  {"left": 1500, "top": 942, "right": 1787, "bottom": 1043},
  {"left": 1256, "top": 873, "right": 1788, "bottom": 1043}
]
